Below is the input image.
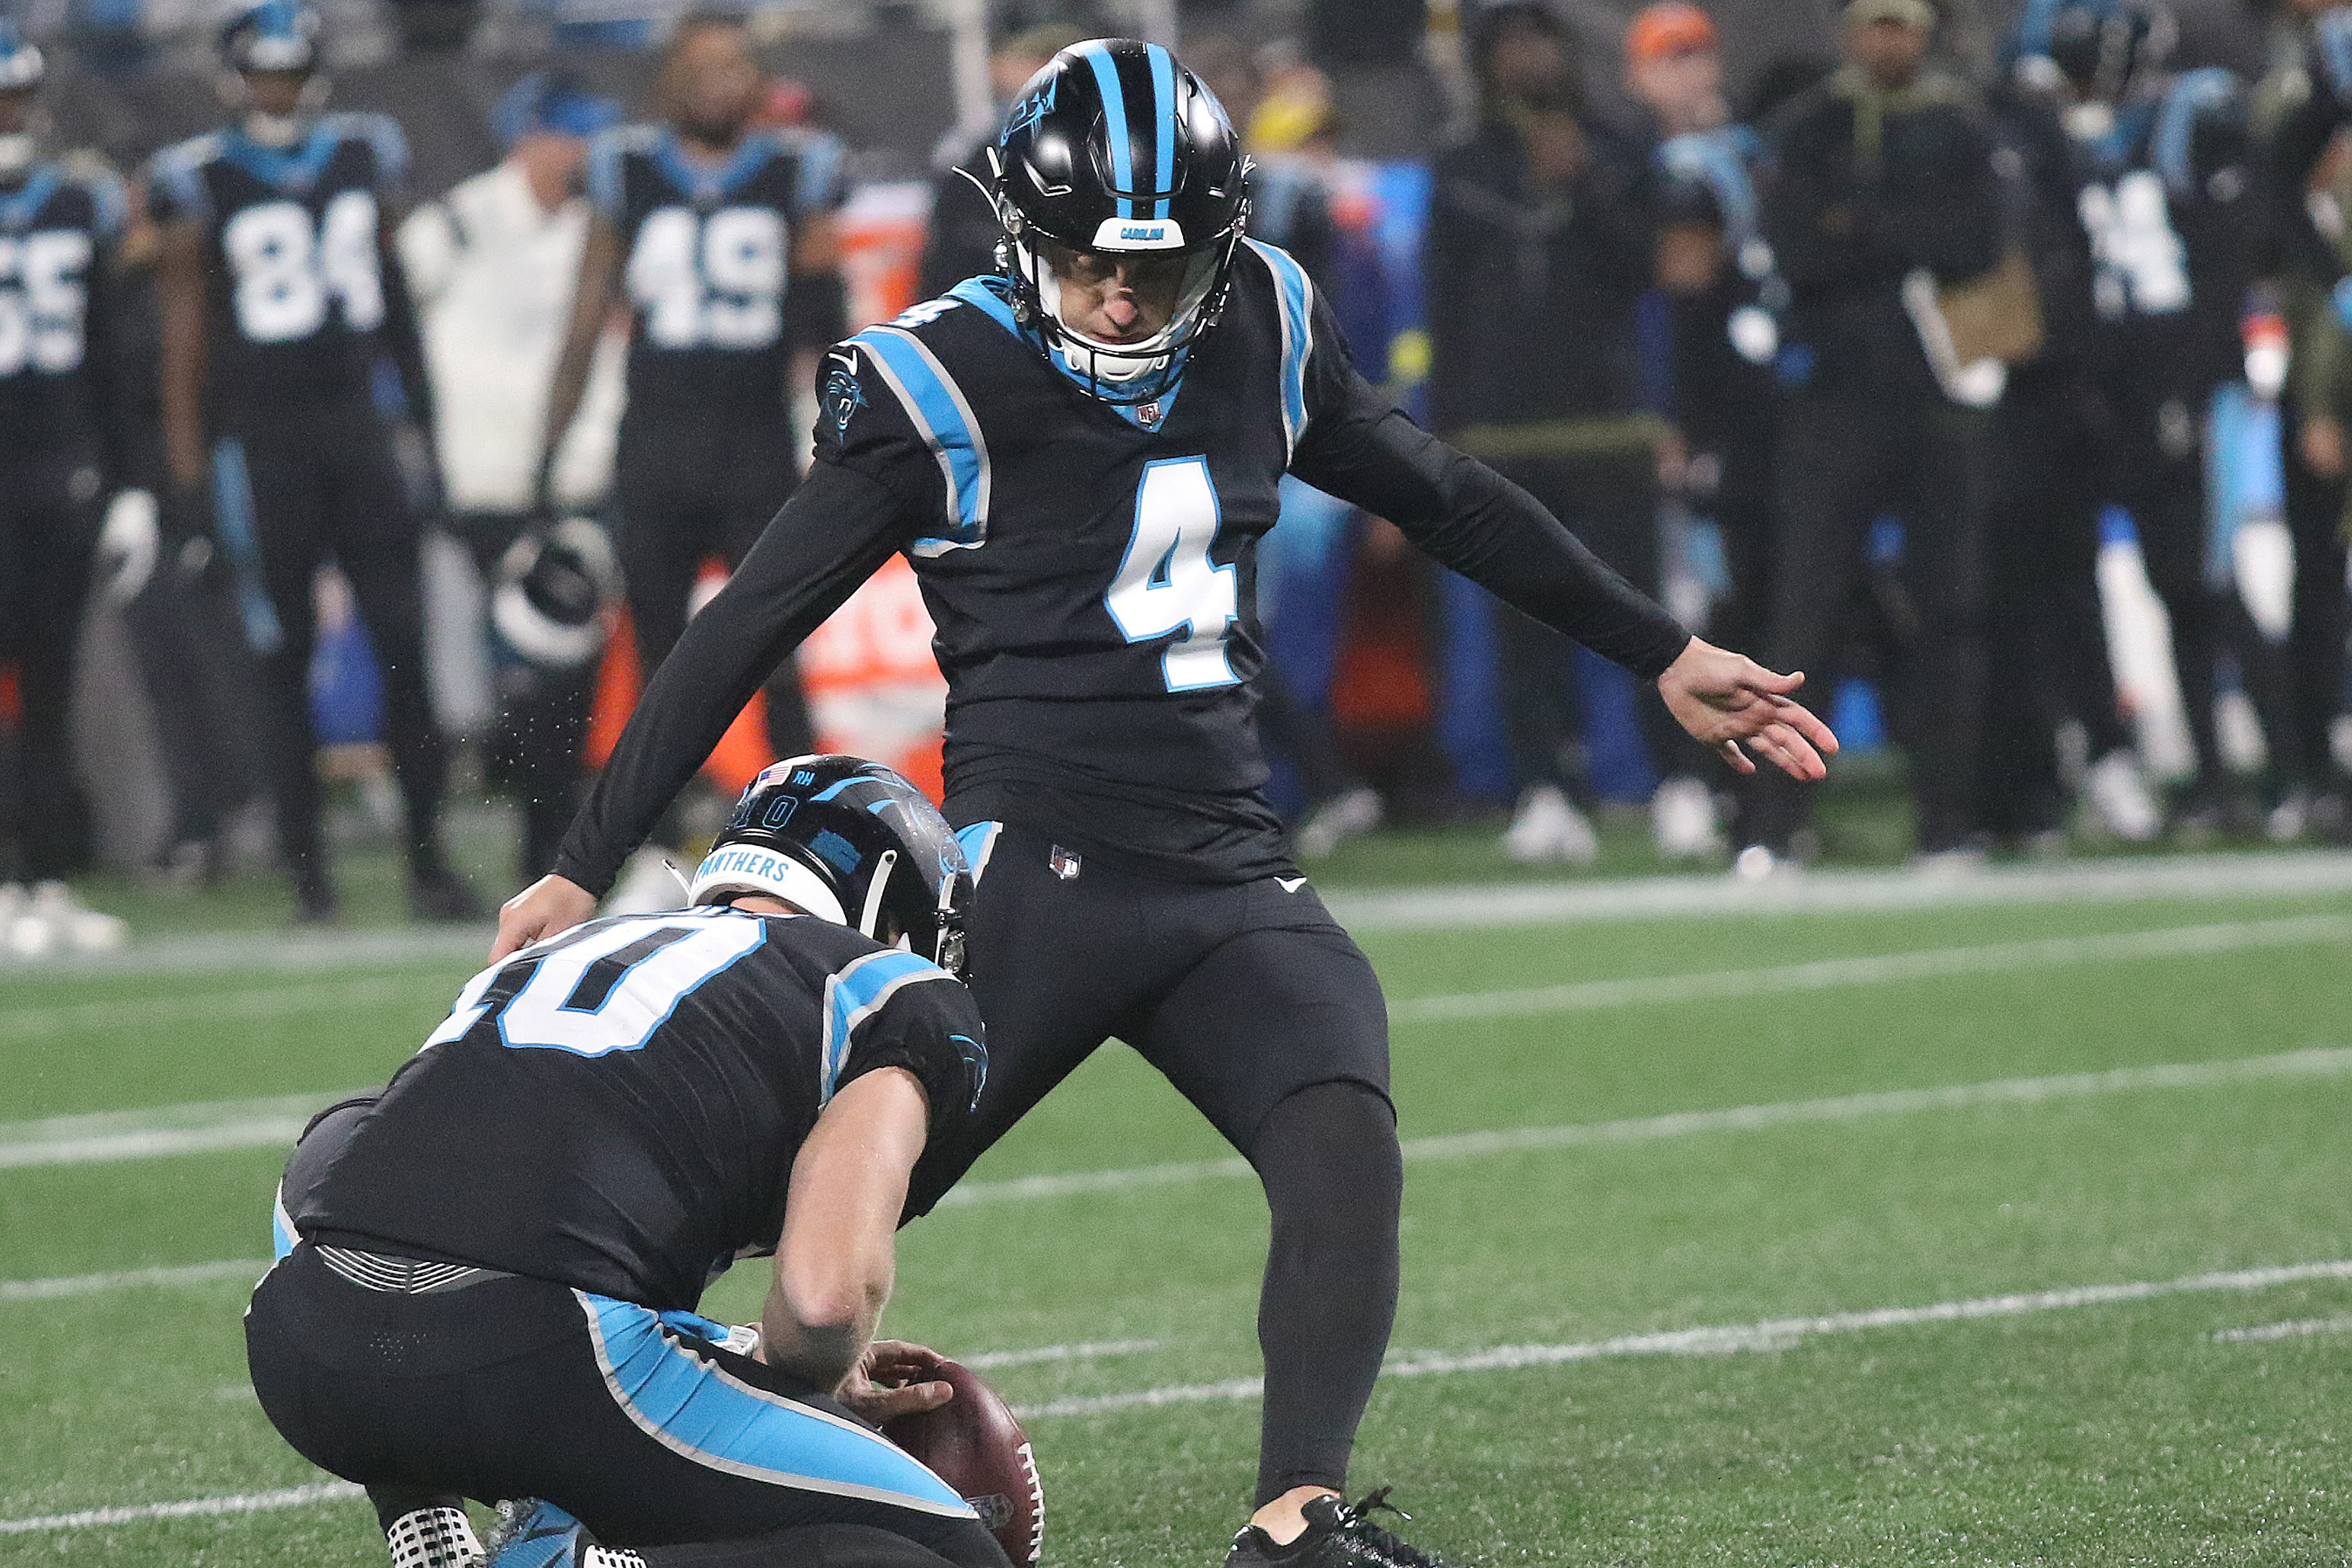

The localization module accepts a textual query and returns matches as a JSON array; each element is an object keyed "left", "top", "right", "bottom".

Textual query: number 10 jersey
[{"left": 148, "top": 113, "right": 408, "bottom": 409}]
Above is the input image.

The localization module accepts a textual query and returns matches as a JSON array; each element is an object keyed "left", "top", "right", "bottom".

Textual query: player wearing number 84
[{"left": 497, "top": 36, "right": 1840, "bottom": 1565}]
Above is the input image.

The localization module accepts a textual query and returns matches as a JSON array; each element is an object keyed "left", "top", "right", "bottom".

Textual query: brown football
[{"left": 882, "top": 1359, "right": 1043, "bottom": 1566}]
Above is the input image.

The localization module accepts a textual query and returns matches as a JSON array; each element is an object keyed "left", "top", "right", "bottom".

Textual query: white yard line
[
  {"left": 0, "top": 1090, "right": 368, "bottom": 1171},
  {"left": 1327, "top": 849, "right": 2352, "bottom": 931},
  {"left": 962, "top": 1339, "right": 1161, "bottom": 1370},
  {"left": 2208, "top": 1315, "right": 2352, "bottom": 1343},
  {"left": 0, "top": 976, "right": 427, "bottom": 1041},
  {"left": 937, "top": 1044, "right": 2352, "bottom": 1206},
  {"left": 15, "top": 1259, "right": 2345, "bottom": 1531},
  {"left": 0, "top": 1259, "right": 267, "bottom": 1301},
  {"left": 1014, "top": 1259, "right": 2352, "bottom": 1418},
  {"left": 1386, "top": 912, "right": 2352, "bottom": 1024}
]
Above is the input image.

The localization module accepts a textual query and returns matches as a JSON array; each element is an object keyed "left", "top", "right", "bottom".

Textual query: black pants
[
  {"left": 0, "top": 448, "right": 101, "bottom": 882},
  {"left": 613, "top": 412, "right": 814, "bottom": 775},
  {"left": 2112, "top": 381, "right": 2297, "bottom": 797},
  {"left": 1700, "top": 436, "right": 1779, "bottom": 665},
  {"left": 449, "top": 511, "right": 598, "bottom": 884},
  {"left": 1485, "top": 449, "right": 1705, "bottom": 797},
  {"left": 215, "top": 400, "right": 449, "bottom": 881},
  {"left": 1740, "top": 389, "right": 1991, "bottom": 855},
  {"left": 2279, "top": 392, "right": 2352, "bottom": 795},
  {"left": 1980, "top": 368, "right": 2131, "bottom": 836},
  {"left": 917, "top": 821, "right": 1402, "bottom": 1505},
  {"left": 247, "top": 1245, "right": 1007, "bottom": 1568}
]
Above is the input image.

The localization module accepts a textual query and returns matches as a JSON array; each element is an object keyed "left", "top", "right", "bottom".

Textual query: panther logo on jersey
[{"left": 821, "top": 348, "right": 867, "bottom": 433}]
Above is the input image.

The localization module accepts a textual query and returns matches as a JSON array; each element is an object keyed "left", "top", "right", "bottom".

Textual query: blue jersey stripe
[
  {"left": 850, "top": 325, "right": 990, "bottom": 555},
  {"left": 579, "top": 1292, "right": 977, "bottom": 1516},
  {"left": 1245, "top": 240, "right": 1315, "bottom": 456},
  {"left": 821, "top": 948, "right": 953, "bottom": 1105},
  {"left": 954, "top": 821, "right": 1002, "bottom": 885},
  {"left": 1147, "top": 43, "right": 1177, "bottom": 220},
  {"left": 1078, "top": 41, "right": 1135, "bottom": 218},
  {"left": 271, "top": 1183, "right": 298, "bottom": 1260},
  {"left": 209, "top": 439, "right": 287, "bottom": 654}
]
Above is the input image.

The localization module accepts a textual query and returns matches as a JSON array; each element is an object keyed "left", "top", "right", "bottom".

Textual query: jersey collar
[
  {"left": 653, "top": 129, "right": 776, "bottom": 205},
  {"left": 945, "top": 273, "right": 1186, "bottom": 431},
  {"left": 221, "top": 119, "right": 342, "bottom": 193},
  {"left": 0, "top": 163, "right": 61, "bottom": 232}
]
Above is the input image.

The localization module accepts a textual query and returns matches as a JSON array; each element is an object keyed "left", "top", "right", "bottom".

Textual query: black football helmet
[
  {"left": 688, "top": 755, "right": 973, "bottom": 981},
  {"left": 2031, "top": 0, "right": 2173, "bottom": 104},
  {"left": 220, "top": 0, "right": 322, "bottom": 73},
  {"left": 988, "top": 37, "right": 1249, "bottom": 405}
]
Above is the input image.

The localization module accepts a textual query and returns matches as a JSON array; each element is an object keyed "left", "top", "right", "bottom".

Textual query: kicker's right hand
[{"left": 492, "top": 874, "right": 598, "bottom": 961}]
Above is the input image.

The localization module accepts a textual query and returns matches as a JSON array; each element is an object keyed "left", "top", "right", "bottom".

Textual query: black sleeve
[
  {"left": 1880, "top": 105, "right": 2004, "bottom": 284},
  {"left": 1288, "top": 298, "right": 1692, "bottom": 680},
  {"left": 838, "top": 968, "right": 987, "bottom": 1222},
  {"left": 551, "top": 459, "right": 915, "bottom": 895}
]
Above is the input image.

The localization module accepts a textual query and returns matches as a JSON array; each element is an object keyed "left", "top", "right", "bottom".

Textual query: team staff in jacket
[
  {"left": 151, "top": 0, "right": 478, "bottom": 924},
  {"left": 494, "top": 39, "right": 1837, "bottom": 1568},
  {"left": 1427, "top": 0, "right": 1720, "bottom": 867},
  {"left": 1736, "top": 0, "right": 2007, "bottom": 870}
]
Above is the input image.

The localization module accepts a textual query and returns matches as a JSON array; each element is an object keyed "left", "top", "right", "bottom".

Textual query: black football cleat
[{"left": 1225, "top": 1490, "right": 1457, "bottom": 1568}]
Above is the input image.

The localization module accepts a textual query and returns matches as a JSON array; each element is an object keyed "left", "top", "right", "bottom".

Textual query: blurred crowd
[{"left": 5, "top": 0, "right": 2352, "bottom": 951}]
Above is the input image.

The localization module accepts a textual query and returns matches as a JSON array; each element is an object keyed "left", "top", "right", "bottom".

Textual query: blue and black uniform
[
  {"left": 146, "top": 112, "right": 454, "bottom": 890},
  {"left": 249, "top": 905, "right": 1005, "bottom": 1567},
  {"left": 588, "top": 124, "right": 846, "bottom": 760},
  {"left": 549, "top": 238, "right": 1688, "bottom": 1499},
  {"left": 0, "top": 153, "right": 127, "bottom": 883}
]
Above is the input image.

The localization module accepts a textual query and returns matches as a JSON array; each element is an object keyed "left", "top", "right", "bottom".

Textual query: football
[{"left": 882, "top": 1359, "right": 1044, "bottom": 1567}]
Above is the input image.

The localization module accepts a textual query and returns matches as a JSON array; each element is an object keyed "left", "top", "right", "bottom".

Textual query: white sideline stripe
[
  {"left": 6, "top": 914, "right": 2342, "bottom": 1173},
  {"left": 1325, "top": 849, "right": 2352, "bottom": 931},
  {"left": 962, "top": 1338, "right": 1160, "bottom": 1369},
  {"left": 938, "top": 1044, "right": 2352, "bottom": 1206},
  {"left": 0, "top": 1481, "right": 362, "bottom": 1534},
  {"left": 11, "top": 1267, "right": 2351, "bottom": 1533},
  {"left": 1386, "top": 913, "right": 2352, "bottom": 1024},
  {"left": 0, "top": 1259, "right": 267, "bottom": 1301},
  {"left": 1012, "top": 1260, "right": 2352, "bottom": 1418}
]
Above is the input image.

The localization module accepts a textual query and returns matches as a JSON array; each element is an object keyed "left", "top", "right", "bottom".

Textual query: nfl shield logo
[
  {"left": 1138, "top": 400, "right": 1162, "bottom": 428},
  {"left": 1049, "top": 844, "right": 1084, "bottom": 881}
]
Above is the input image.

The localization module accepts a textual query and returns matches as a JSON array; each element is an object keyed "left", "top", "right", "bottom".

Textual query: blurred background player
[
  {"left": 917, "top": 21, "right": 1089, "bottom": 301},
  {"left": 1429, "top": 0, "right": 1720, "bottom": 865},
  {"left": 2031, "top": 0, "right": 2284, "bottom": 837},
  {"left": 534, "top": 12, "right": 844, "bottom": 913},
  {"left": 1632, "top": 3, "right": 1791, "bottom": 781},
  {"left": 0, "top": 19, "right": 129, "bottom": 955},
  {"left": 1736, "top": 0, "right": 2008, "bottom": 873},
  {"left": 149, "top": 0, "right": 479, "bottom": 924},
  {"left": 399, "top": 71, "right": 624, "bottom": 886},
  {"left": 253, "top": 757, "right": 1006, "bottom": 1568}
]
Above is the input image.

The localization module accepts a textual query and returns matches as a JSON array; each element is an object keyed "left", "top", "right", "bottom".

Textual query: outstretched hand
[
  {"left": 1656, "top": 637, "right": 1839, "bottom": 781},
  {"left": 837, "top": 1339, "right": 956, "bottom": 1424}
]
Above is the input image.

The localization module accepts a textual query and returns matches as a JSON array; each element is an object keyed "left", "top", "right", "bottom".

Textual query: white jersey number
[
  {"left": 0, "top": 229, "right": 93, "bottom": 375},
  {"left": 1106, "top": 456, "right": 1240, "bottom": 692},
  {"left": 2079, "top": 171, "right": 2191, "bottom": 320},
  {"left": 424, "top": 911, "right": 766, "bottom": 1058},
  {"left": 625, "top": 205, "right": 787, "bottom": 351},
  {"left": 222, "top": 190, "right": 384, "bottom": 343}
]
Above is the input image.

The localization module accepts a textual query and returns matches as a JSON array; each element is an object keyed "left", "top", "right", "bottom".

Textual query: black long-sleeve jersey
[
  {"left": 552, "top": 241, "right": 1691, "bottom": 894},
  {"left": 296, "top": 906, "right": 986, "bottom": 1312},
  {"left": 588, "top": 124, "right": 847, "bottom": 422},
  {"left": 0, "top": 154, "right": 128, "bottom": 470},
  {"left": 148, "top": 114, "right": 419, "bottom": 412}
]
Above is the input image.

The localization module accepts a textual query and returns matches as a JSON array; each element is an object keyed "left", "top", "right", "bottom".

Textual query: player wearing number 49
[
  {"left": 149, "top": 0, "right": 478, "bottom": 925},
  {"left": 498, "top": 38, "right": 1839, "bottom": 1566}
]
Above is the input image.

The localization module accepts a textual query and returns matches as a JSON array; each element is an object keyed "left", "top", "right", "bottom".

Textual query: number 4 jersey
[
  {"left": 590, "top": 123, "right": 845, "bottom": 423},
  {"left": 294, "top": 905, "right": 987, "bottom": 1312},
  {"left": 148, "top": 112, "right": 407, "bottom": 407}
]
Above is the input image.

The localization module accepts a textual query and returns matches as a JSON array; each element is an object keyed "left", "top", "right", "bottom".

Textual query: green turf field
[{"left": 5, "top": 855, "right": 2351, "bottom": 1565}]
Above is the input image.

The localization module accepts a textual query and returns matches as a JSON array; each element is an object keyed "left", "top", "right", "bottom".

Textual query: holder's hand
[{"left": 491, "top": 874, "right": 598, "bottom": 961}]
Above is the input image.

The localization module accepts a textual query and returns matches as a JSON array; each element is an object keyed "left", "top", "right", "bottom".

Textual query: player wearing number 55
[
  {"left": 496, "top": 37, "right": 1838, "bottom": 1567},
  {"left": 252, "top": 758, "right": 1010, "bottom": 1568},
  {"left": 149, "top": 0, "right": 477, "bottom": 927}
]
